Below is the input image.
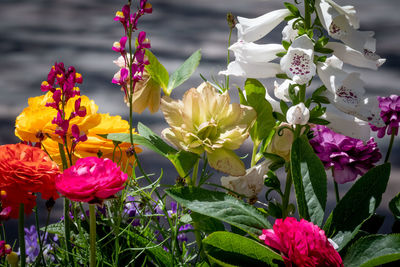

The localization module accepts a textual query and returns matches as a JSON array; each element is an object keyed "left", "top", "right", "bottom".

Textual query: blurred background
[{"left": 1, "top": 0, "right": 400, "bottom": 241}]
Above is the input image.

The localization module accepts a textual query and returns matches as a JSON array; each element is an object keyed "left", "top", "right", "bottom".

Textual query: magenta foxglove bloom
[
  {"left": 310, "top": 125, "right": 381, "bottom": 184},
  {"left": 259, "top": 217, "right": 343, "bottom": 267},
  {"left": 370, "top": 95, "right": 400, "bottom": 138}
]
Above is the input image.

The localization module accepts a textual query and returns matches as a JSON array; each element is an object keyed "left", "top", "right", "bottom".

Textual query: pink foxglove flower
[
  {"left": 56, "top": 157, "right": 128, "bottom": 204},
  {"left": 370, "top": 95, "right": 400, "bottom": 138},
  {"left": 259, "top": 217, "right": 343, "bottom": 267},
  {"left": 310, "top": 125, "right": 381, "bottom": 184}
]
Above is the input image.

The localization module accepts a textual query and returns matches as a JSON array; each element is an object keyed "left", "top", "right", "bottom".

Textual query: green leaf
[
  {"left": 314, "top": 47, "right": 334, "bottom": 54},
  {"left": 275, "top": 73, "right": 289, "bottom": 80},
  {"left": 275, "top": 52, "right": 287, "bottom": 57},
  {"left": 389, "top": 192, "right": 400, "bottom": 220},
  {"left": 308, "top": 118, "right": 330, "bottom": 125},
  {"left": 290, "top": 135, "right": 327, "bottom": 226},
  {"left": 165, "top": 187, "right": 271, "bottom": 237},
  {"left": 284, "top": 2, "right": 300, "bottom": 16},
  {"left": 191, "top": 212, "right": 225, "bottom": 234},
  {"left": 129, "top": 233, "right": 172, "bottom": 267},
  {"left": 343, "top": 234, "right": 400, "bottom": 267},
  {"left": 325, "top": 164, "right": 391, "bottom": 239},
  {"left": 167, "top": 49, "right": 201, "bottom": 94},
  {"left": 245, "top": 79, "right": 275, "bottom": 143},
  {"left": 237, "top": 87, "right": 248, "bottom": 105},
  {"left": 145, "top": 49, "right": 169, "bottom": 90},
  {"left": 282, "top": 40, "right": 291, "bottom": 50},
  {"left": 138, "top": 122, "right": 177, "bottom": 155},
  {"left": 166, "top": 150, "right": 199, "bottom": 179},
  {"left": 42, "top": 222, "right": 64, "bottom": 236},
  {"left": 203, "top": 232, "right": 282, "bottom": 267}
]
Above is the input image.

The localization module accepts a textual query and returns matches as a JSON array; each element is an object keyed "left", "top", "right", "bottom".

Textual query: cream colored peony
[{"left": 160, "top": 82, "right": 256, "bottom": 176}]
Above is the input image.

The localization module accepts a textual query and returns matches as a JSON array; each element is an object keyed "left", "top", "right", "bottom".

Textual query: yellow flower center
[{"left": 115, "top": 11, "right": 124, "bottom": 19}]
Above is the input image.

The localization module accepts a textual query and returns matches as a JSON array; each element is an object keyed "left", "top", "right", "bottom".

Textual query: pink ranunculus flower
[
  {"left": 259, "top": 217, "right": 343, "bottom": 267},
  {"left": 56, "top": 157, "right": 128, "bottom": 203}
]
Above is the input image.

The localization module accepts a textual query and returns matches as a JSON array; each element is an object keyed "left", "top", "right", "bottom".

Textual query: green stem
[
  {"left": 225, "top": 27, "right": 233, "bottom": 91},
  {"left": 89, "top": 204, "right": 96, "bottom": 267},
  {"left": 299, "top": 84, "right": 306, "bottom": 103},
  {"left": 385, "top": 131, "right": 396, "bottom": 163},
  {"left": 64, "top": 198, "right": 73, "bottom": 264},
  {"left": 282, "top": 170, "right": 292, "bottom": 218},
  {"left": 34, "top": 207, "right": 46, "bottom": 267},
  {"left": 251, "top": 140, "right": 260, "bottom": 167},
  {"left": 191, "top": 159, "right": 200, "bottom": 187},
  {"left": 18, "top": 204, "right": 26, "bottom": 267},
  {"left": 193, "top": 221, "right": 206, "bottom": 260},
  {"left": 334, "top": 181, "right": 340, "bottom": 203},
  {"left": 304, "top": 0, "right": 311, "bottom": 30}
]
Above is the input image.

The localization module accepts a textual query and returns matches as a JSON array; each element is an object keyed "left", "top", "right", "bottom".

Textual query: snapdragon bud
[{"left": 286, "top": 103, "right": 310, "bottom": 125}]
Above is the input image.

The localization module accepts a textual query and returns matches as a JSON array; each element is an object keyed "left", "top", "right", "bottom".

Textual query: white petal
[
  {"left": 265, "top": 88, "right": 281, "bottom": 113},
  {"left": 280, "top": 35, "right": 316, "bottom": 85},
  {"left": 219, "top": 60, "right": 281, "bottom": 79},
  {"left": 322, "top": 111, "right": 371, "bottom": 141},
  {"left": 236, "top": 9, "right": 291, "bottom": 42},
  {"left": 229, "top": 41, "right": 284, "bottom": 63},
  {"left": 286, "top": 103, "right": 310, "bottom": 125},
  {"left": 282, "top": 19, "right": 299, "bottom": 42},
  {"left": 325, "top": 0, "right": 360, "bottom": 29},
  {"left": 274, "top": 80, "right": 297, "bottom": 102},
  {"left": 326, "top": 42, "right": 386, "bottom": 70},
  {"left": 221, "top": 160, "right": 270, "bottom": 198}
]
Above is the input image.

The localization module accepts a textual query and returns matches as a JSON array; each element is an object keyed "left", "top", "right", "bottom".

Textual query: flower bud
[
  {"left": 286, "top": 103, "right": 310, "bottom": 125},
  {"left": 6, "top": 251, "right": 19, "bottom": 267},
  {"left": 267, "top": 123, "right": 294, "bottom": 161}
]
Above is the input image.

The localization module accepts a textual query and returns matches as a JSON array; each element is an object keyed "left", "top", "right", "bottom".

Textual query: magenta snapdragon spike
[
  {"left": 310, "top": 125, "right": 381, "bottom": 184},
  {"left": 41, "top": 62, "right": 87, "bottom": 146},
  {"left": 370, "top": 95, "right": 400, "bottom": 138},
  {"left": 112, "top": 36, "right": 128, "bottom": 54}
]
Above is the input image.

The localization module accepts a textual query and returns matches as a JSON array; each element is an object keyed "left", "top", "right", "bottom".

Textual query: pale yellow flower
[
  {"left": 266, "top": 123, "right": 294, "bottom": 161},
  {"left": 160, "top": 82, "right": 256, "bottom": 176}
]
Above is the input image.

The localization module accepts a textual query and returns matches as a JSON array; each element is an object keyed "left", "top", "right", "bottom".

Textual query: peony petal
[{"left": 207, "top": 148, "right": 246, "bottom": 176}]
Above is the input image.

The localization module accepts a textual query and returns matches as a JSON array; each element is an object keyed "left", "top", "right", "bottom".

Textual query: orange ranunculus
[
  {"left": 15, "top": 92, "right": 101, "bottom": 143},
  {"left": 0, "top": 144, "right": 60, "bottom": 218}
]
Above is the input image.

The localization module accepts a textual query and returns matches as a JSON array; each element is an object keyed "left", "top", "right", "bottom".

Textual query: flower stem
[
  {"left": 334, "top": 180, "right": 340, "bottom": 203},
  {"left": 251, "top": 140, "right": 260, "bottom": 167},
  {"left": 64, "top": 198, "right": 73, "bottom": 264},
  {"left": 191, "top": 159, "right": 200, "bottom": 187},
  {"left": 304, "top": 0, "right": 311, "bottom": 30},
  {"left": 18, "top": 204, "right": 26, "bottom": 267},
  {"left": 34, "top": 207, "right": 47, "bottom": 267},
  {"left": 384, "top": 131, "right": 396, "bottom": 163},
  {"left": 89, "top": 204, "right": 96, "bottom": 267},
  {"left": 225, "top": 27, "right": 233, "bottom": 91},
  {"left": 282, "top": 169, "right": 292, "bottom": 218}
]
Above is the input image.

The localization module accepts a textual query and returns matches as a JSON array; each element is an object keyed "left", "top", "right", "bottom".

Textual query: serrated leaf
[
  {"left": 167, "top": 49, "right": 201, "bottom": 93},
  {"left": 245, "top": 79, "right": 275, "bottom": 143},
  {"left": 290, "top": 135, "right": 327, "bottom": 226},
  {"left": 165, "top": 187, "right": 271, "bottom": 237},
  {"left": 325, "top": 164, "right": 391, "bottom": 238},
  {"left": 145, "top": 49, "right": 169, "bottom": 90},
  {"left": 42, "top": 222, "right": 64, "bottom": 236},
  {"left": 203, "top": 232, "right": 282, "bottom": 266},
  {"left": 191, "top": 212, "right": 225, "bottom": 234},
  {"left": 343, "top": 234, "right": 400, "bottom": 267},
  {"left": 389, "top": 192, "right": 400, "bottom": 220}
]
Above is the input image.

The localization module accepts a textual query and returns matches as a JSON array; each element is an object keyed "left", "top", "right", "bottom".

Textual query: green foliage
[
  {"left": 324, "top": 164, "right": 391, "bottom": 249},
  {"left": 389, "top": 192, "right": 400, "bottom": 220},
  {"left": 106, "top": 122, "right": 199, "bottom": 178},
  {"left": 343, "top": 234, "right": 400, "bottom": 267},
  {"left": 290, "top": 135, "right": 327, "bottom": 226},
  {"left": 190, "top": 212, "right": 225, "bottom": 234},
  {"left": 244, "top": 79, "right": 276, "bottom": 144},
  {"left": 165, "top": 187, "right": 271, "bottom": 237},
  {"left": 167, "top": 49, "right": 202, "bottom": 94},
  {"left": 203, "top": 232, "right": 283, "bottom": 266},
  {"left": 145, "top": 49, "right": 170, "bottom": 90}
]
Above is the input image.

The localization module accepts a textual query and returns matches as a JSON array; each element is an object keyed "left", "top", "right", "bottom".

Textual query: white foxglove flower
[
  {"left": 280, "top": 35, "right": 316, "bottom": 85},
  {"left": 286, "top": 102, "right": 310, "bottom": 125},
  {"left": 282, "top": 19, "right": 299, "bottom": 43},
  {"left": 322, "top": 111, "right": 371, "bottom": 141},
  {"left": 326, "top": 42, "right": 386, "bottom": 70},
  {"left": 236, "top": 9, "right": 291, "bottom": 42},
  {"left": 324, "top": 0, "right": 359, "bottom": 29},
  {"left": 317, "top": 57, "right": 384, "bottom": 127},
  {"left": 221, "top": 160, "right": 270, "bottom": 198},
  {"left": 265, "top": 88, "right": 281, "bottom": 112},
  {"left": 315, "top": 0, "right": 373, "bottom": 52},
  {"left": 219, "top": 41, "right": 283, "bottom": 78},
  {"left": 274, "top": 80, "right": 298, "bottom": 102}
]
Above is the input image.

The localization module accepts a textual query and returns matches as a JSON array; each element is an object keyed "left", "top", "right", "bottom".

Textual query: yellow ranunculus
[
  {"left": 160, "top": 82, "right": 256, "bottom": 176},
  {"left": 15, "top": 91, "right": 101, "bottom": 143}
]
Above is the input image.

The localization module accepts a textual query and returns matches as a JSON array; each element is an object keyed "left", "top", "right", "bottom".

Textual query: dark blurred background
[{"left": 1, "top": 0, "right": 400, "bottom": 242}]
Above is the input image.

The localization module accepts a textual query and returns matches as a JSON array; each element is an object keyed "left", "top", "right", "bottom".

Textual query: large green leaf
[
  {"left": 325, "top": 164, "right": 390, "bottom": 235},
  {"left": 106, "top": 123, "right": 199, "bottom": 177},
  {"left": 389, "top": 192, "right": 400, "bottom": 220},
  {"left": 190, "top": 212, "right": 225, "bottom": 234},
  {"left": 203, "top": 232, "right": 282, "bottom": 267},
  {"left": 343, "top": 234, "right": 400, "bottom": 267},
  {"left": 290, "top": 135, "right": 327, "bottom": 226},
  {"left": 145, "top": 49, "right": 169, "bottom": 90},
  {"left": 244, "top": 79, "right": 275, "bottom": 143},
  {"left": 165, "top": 187, "right": 271, "bottom": 237},
  {"left": 167, "top": 49, "right": 201, "bottom": 94}
]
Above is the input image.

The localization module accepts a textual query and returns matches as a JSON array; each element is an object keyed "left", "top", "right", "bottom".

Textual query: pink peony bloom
[
  {"left": 56, "top": 157, "right": 128, "bottom": 203},
  {"left": 370, "top": 95, "right": 400, "bottom": 138},
  {"left": 259, "top": 217, "right": 343, "bottom": 267}
]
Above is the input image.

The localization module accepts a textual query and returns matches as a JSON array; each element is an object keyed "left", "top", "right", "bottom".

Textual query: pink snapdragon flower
[
  {"left": 370, "top": 95, "right": 400, "bottom": 138},
  {"left": 55, "top": 157, "right": 128, "bottom": 204},
  {"left": 310, "top": 125, "right": 381, "bottom": 184},
  {"left": 259, "top": 217, "right": 343, "bottom": 267}
]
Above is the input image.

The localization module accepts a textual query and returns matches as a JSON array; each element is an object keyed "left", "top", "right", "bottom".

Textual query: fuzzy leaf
[{"left": 145, "top": 49, "right": 169, "bottom": 90}]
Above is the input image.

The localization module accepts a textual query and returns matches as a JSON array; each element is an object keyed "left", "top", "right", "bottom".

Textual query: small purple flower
[
  {"left": 124, "top": 196, "right": 140, "bottom": 226},
  {"left": 21, "top": 225, "right": 56, "bottom": 264},
  {"left": 371, "top": 95, "right": 400, "bottom": 138},
  {"left": 310, "top": 125, "right": 381, "bottom": 184},
  {"left": 177, "top": 224, "right": 194, "bottom": 243}
]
